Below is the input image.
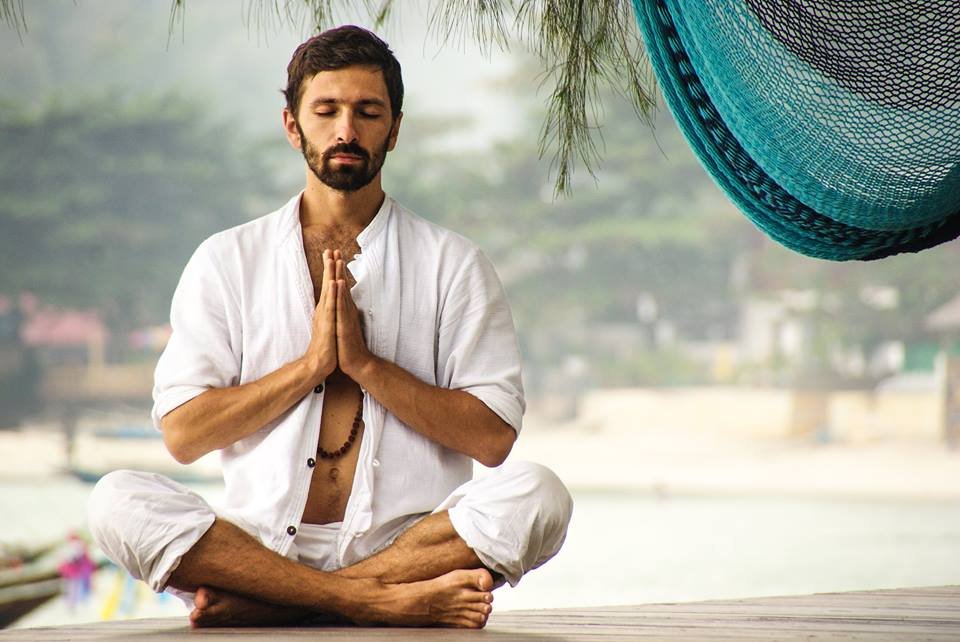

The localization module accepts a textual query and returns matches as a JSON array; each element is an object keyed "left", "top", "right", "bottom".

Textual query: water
[
  {"left": 3, "top": 479, "right": 960, "bottom": 628},
  {"left": 508, "top": 489, "right": 960, "bottom": 610}
]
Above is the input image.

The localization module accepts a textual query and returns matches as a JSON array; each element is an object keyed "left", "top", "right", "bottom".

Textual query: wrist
[
  {"left": 296, "top": 353, "right": 329, "bottom": 388},
  {"left": 351, "top": 354, "right": 382, "bottom": 389}
]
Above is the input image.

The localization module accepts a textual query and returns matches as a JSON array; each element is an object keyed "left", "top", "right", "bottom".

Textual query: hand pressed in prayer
[
  {"left": 333, "top": 249, "right": 375, "bottom": 380},
  {"left": 305, "top": 249, "right": 339, "bottom": 381}
]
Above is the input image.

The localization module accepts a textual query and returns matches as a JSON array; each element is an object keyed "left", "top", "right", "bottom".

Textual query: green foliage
[{"left": 0, "top": 94, "right": 281, "bottom": 334}]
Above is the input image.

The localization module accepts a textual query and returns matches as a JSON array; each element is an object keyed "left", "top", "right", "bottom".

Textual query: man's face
[{"left": 289, "top": 66, "right": 401, "bottom": 192}]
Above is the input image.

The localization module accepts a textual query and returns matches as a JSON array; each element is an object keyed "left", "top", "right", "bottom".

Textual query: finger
[
  {"left": 337, "top": 279, "right": 355, "bottom": 313},
  {"left": 325, "top": 279, "right": 337, "bottom": 317},
  {"left": 319, "top": 249, "right": 333, "bottom": 301},
  {"left": 325, "top": 249, "right": 334, "bottom": 279},
  {"left": 335, "top": 279, "right": 345, "bottom": 329},
  {"left": 336, "top": 258, "right": 344, "bottom": 283}
]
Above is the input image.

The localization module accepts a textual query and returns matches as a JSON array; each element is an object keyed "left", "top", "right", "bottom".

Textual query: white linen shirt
[{"left": 150, "top": 192, "right": 525, "bottom": 567}]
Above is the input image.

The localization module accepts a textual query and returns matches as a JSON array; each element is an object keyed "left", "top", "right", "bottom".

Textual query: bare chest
[
  {"left": 302, "top": 230, "right": 360, "bottom": 303},
  {"left": 302, "top": 373, "right": 365, "bottom": 524}
]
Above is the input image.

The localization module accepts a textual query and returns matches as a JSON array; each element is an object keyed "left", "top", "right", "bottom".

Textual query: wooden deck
[{"left": 3, "top": 586, "right": 958, "bottom": 640}]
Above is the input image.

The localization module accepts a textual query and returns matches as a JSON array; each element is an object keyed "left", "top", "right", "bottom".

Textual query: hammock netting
[{"left": 632, "top": 0, "right": 960, "bottom": 260}]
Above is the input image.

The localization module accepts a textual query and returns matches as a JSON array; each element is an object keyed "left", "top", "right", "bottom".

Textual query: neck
[{"left": 299, "top": 170, "right": 385, "bottom": 232}]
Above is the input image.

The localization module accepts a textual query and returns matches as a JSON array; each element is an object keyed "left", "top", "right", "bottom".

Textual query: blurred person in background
[{"left": 87, "top": 25, "right": 572, "bottom": 629}]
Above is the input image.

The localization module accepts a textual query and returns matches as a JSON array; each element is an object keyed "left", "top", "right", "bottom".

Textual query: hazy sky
[{"left": 0, "top": 1, "right": 525, "bottom": 148}]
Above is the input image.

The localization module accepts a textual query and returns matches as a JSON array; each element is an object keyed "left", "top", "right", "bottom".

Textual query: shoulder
[
  {"left": 195, "top": 196, "right": 295, "bottom": 271},
  {"left": 388, "top": 200, "right": 505, "bottom": 311},
  {"left": 389, "top": 199, "right": 483, "bottom": 266}
]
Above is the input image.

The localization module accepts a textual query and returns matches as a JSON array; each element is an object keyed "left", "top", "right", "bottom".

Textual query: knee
[
  {"left": 501, "top": 461, "right": 574, "bottom": 529},
  {"left": 87, "top": 469, "right": 144, "bottom": 548}
]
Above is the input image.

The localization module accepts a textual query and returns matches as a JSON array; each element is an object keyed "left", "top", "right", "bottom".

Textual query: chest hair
[{"left": 302, "top": 227, "right": 360, "bottom": 300}]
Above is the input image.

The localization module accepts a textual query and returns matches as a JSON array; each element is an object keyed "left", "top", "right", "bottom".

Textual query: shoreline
[{"left": 4, "top": 414, "right": 960, "bottom": 500}]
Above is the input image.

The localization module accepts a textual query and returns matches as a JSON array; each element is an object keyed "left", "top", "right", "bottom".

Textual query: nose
[{"left": 335, "top": 112, "right": 359, "bottom": 144}]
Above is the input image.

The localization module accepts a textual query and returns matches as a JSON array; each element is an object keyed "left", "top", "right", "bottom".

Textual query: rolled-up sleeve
[
  {"left": 436, "top": 248, "right": 525, "bottom": 433},
  {"left": 151, "top": 238, "right": 241, "bottom": 431}
]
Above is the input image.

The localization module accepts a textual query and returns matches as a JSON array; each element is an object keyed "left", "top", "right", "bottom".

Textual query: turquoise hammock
[{"left": 632, "top": 0, "right": 960, "bottom": 260}]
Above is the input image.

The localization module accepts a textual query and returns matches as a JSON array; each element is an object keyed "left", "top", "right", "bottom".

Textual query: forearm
[
  {"left": 161, "top": 357, "right": 320, "bottom": 464},
  {"left": 354, "top": 356, "right": 516, "bottom": 467}
]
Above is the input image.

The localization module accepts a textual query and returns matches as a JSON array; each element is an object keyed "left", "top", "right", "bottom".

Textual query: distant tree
[{"left": 0, "top": 94, "right": 281, "bottom": 343}]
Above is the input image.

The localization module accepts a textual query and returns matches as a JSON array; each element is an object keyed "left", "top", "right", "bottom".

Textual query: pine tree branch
[{"left": 0, "top": 0, "right": 27, "bottom": 41}]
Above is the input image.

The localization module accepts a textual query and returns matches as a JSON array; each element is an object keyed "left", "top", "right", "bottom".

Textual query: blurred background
[{"left": 2, "top": 0, "right": 960, "bottom": 631}]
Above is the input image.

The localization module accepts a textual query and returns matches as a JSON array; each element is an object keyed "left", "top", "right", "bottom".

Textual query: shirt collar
[{"left": 276, "top": 190, "right": 392, "bottom": 250}]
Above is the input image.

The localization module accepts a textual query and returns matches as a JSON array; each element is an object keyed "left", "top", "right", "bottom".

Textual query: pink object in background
[{"left": 58, "top": 533, "right": 97, "bottom": 610}]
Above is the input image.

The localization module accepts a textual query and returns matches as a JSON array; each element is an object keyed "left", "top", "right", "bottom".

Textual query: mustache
[{"left": 322, "top": 142, "right": 369, "bottom": 162}]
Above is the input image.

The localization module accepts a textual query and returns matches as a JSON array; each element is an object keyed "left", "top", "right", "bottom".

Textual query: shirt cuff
[
  {"left": 151, "top": 385, "right": 210, "bottom": 431},
  {"left": 462, "top": 386, "right": 524, "bottom": 434}
]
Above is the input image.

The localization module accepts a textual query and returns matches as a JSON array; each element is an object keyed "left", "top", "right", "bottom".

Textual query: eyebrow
[{"left": 308, "top": 98, "right": 387, "bottom": 109}]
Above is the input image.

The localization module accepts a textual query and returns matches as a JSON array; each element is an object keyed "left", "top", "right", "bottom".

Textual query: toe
[
  {"left": 189, "top": 608, "right": 206, "bottom": 628},
  {"left": 471, "top": 611, "right": 489, "bottom": 628},
  {"left": 466, "top": 602, "right": 492, "bottom": 615},
  {"left": 453, "top": 614, "right": 485, "bottom": 629},
  {"left": 474, "top": 569, "right": 494, "bottom": 591},
  {"left": 459, "top": 588, "right": 491, "bottom": 603},
  {"left": 194, "top": 586, "right": 218, "bottom": 610}
]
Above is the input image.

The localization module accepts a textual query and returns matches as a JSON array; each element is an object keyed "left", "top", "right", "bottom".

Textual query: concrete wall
[{"left": 828, "top": 390, "right": 941, "bottom": 442}]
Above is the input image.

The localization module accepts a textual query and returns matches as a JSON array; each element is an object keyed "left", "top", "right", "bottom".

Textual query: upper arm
[
  {"left": 151, "top": 239, "right": 241, "bottom": 432},
  {"left": 435, "top": 247, "right": 525, "bottom": 434}
]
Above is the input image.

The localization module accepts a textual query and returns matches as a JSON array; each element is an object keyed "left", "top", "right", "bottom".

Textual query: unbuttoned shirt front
[{"left": 150, "top": 192, "right": 525, "bottom": 567}]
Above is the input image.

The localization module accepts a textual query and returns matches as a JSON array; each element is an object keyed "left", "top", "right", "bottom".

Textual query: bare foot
[
  {"left": 353, "top": 568, "right": 495, "bottom": 628},
  {"left": 189, "top": 586, "right": 313, "bottom": 628}
]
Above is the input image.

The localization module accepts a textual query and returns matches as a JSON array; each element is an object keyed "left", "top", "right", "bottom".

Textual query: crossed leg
[
  {"left": 91, "top": 462, "right": 571, "bottom": 629},
  {"left": 178, "top": 511, "right": 494, "bottom": 628}
]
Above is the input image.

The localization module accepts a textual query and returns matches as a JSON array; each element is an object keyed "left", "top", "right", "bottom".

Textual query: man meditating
[{"left": 87, "top": 26, "right": 573, "bottom": 629}]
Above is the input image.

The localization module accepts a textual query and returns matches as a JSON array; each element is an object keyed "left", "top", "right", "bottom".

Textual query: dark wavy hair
[{"left": 283, "top": 25, "right": 404, "bottom": 121}]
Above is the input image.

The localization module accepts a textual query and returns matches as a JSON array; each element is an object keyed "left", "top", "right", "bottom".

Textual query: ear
[
  {"left": 282, "top": 108, "right": 302, "bottom": 151},
  {"left": 386, "top": 111, "right": 403, "bottom": 152}
]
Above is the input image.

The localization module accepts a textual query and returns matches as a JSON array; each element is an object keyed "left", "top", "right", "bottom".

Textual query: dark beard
[{"left": 296, "top": 122, "right": 388, "bottom": 192}]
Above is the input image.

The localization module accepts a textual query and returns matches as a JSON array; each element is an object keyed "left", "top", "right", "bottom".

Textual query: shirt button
[
  {"left": 372, "top": 459, "right": 380, "bottom": 467},
  {"left": 307, "top": 458, "right": 316, "bottom": 468},
  {"left": 314, "top": 384, "right": 323, "bottom": 394},
  {"left": 287, "top": 525, "right": 297, "bottom": 536}
]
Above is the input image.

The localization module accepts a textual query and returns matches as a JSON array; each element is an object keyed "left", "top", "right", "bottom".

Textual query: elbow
[
  {"left": 479, "top": 450, "right": 509, "bottom": 468},
  {"left": 161, "top": 416, "right": 200, "bottom": 465},
  {"left": 477, "top": 423, "right": 516, "bottom": 468}
]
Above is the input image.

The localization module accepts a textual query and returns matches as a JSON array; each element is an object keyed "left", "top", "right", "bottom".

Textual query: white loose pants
[{"left": 88, "top": 461, "right": 573, "bottom": 599}]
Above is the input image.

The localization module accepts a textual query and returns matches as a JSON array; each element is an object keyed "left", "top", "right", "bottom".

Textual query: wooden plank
[{"left": 2, "top": 585, "right": 958, "bottom": 641}]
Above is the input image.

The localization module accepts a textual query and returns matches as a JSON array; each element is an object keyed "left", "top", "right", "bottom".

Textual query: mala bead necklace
[{"left": 318, "top": 390, "right": 363, "bottom": 461}]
